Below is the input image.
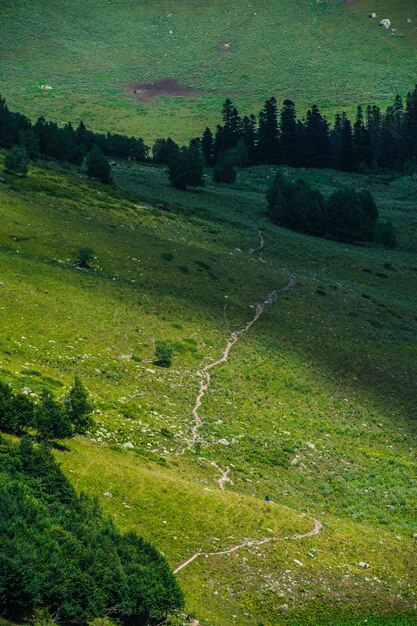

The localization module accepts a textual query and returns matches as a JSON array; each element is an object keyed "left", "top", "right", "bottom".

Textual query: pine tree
[
  {"left": 213, "top": 152, "right": 237, "bottom": 184},
  {"left": 280, "top": 99, "right": 299, "bottom": 166},
  {"left": 168, "top": 144, "right": 204, "bottom": 190},
  {"left": 66, "top": 376, "right": 93, "bottom": 434},
  {"left": 35, "top": 391, "right": 73, "bottom": 441},
  {"left": 201, "top": 127, "right": 214, "bottom": 165},
  {"left": 258, "top": 97, "right": 279, "bottom": 163},
  {"left": 86, "top": 144, "right": 112, "bottom": 184},
  {"left": 241, "top": 115, "right": 257, "bottom": 164},
  {"left": 305, "top": 105, "right": 331, "bottom": 168},
  {"left": 339, "top": 115, "right": 355, "bottom": 172}
]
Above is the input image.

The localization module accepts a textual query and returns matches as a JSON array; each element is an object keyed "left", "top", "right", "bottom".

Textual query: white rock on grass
[
  {"left": 359, "top": 561, "right": 370, "bottom": 569},
  {"left": 379, "top": 19, "right": 391, "bottom": 29},
  {"left": 123, "top": 442, "right": 134, "bottom": 449},
  {"left": 104, "top": 492, "right": 113, "bottom": 498},
  {"left": 219, "top": 438, "right": 230, "bottom": 446}
]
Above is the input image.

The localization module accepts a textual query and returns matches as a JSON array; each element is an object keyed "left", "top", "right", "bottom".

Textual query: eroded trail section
[{"left": 173, "top": 517, "right": 323, "bottom": 574}]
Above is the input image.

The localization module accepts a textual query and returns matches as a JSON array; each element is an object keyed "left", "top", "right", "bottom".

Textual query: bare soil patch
[{"left": 129, "top": 78, "right": 199, "bottom": 103}]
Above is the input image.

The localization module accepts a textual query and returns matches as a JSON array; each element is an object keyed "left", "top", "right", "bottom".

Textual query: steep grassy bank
[{"left": 0, "top": 152, "right": 416, "bottom": 624}]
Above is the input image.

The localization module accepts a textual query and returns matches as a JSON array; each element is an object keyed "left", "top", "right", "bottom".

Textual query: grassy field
[
  {"left": 1, "top": 0, "right": 417, "bottom": 142},
  {"left": 0, "top": 149, "right": 416, "bottom": 624}
]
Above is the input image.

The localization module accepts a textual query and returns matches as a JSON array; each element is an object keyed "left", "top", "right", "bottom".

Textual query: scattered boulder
[
  {"left": 407, "top": 18, "right": 412, "bottom": 24},
  {"left": 104, "top": 491, "right": 113, "bottom": 498},
  {"left": 379, "top": 19, "right": 391, "bottom": 29},
  {"left": 123, "top": 442, "right": 134, "bottom": 449},
  {"left": 369, "top": 12, "right": 376, "bottom": 19},
  {"left": 412, "top": 533, "right": 417, "bottom": 539},
  {"left": 218, "top": 438, "right": 230, "bottom": 446},
  {"left": 0, "top": 177, "right": 8, "bottom": 184},
  {"left": 294, "top": 559, "right": 304, "bottom": 567},
  {"left": 359, "top": 561, "right": 370, "bottom": 569}
]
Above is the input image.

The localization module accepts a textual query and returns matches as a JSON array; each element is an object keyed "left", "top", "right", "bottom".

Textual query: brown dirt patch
[{"left": 129, "top": 78, "right": 199, "bottom": 103}]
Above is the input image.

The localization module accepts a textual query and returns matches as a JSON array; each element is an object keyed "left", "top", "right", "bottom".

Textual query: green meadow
[
  {"left": 1, "top": 0, "right": 417, "bottom": 142},
  {"left": 0, "top": 150, "right": 416, "bottom": 624}
]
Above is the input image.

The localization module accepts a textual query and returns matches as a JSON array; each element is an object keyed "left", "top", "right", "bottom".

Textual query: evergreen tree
[
  {"left": 213, "top": 151, "right": 237, "bottom": 184},
  {"left": 152, "top": 137, "right": 179, "bottom": 164},
  {"left": 305, "top": 105, "right": 331, "bottom": 168},
  {"left": 280, "top": 99, "right": 299, "bottom": 166},
  {"left": 4, "top": 145, "right": 29, "bottom": 175},
  {"left": 18, "top": 128, "right": 39, "bottom": 160},
  {"left": 201, "top": 127, "right": 214, "bottom": 165},
  {"left": 66, "top": 376, "right": 93, "bottom": 434},
  {"left": 339, "top": 115, "right": 355, "bottom": 172},
  {"left": 258, "top": 97, "right": 279, "bottom": 163},
  {"left": 86, "top": 144, "right": 112, "bottom": 183},
  {"left": 168, "top": 144, "right": 204, "bottom": 190},
  {"left": 241, "top": 114, "right": 257, "bottom": 164},
  {"left": 35, "top": 391, "right": 73, "bottom": 441},
  {"left": 353, "top": 105, "right": 371, "bottom": 169}
]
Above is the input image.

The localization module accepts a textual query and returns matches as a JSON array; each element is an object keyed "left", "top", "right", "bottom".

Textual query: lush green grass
[
  {"left": 0, "top": 152, "right": 416, "bottom": 624},
  {"left": 1, "top": 1, "right": 417, "bottom": 142}
]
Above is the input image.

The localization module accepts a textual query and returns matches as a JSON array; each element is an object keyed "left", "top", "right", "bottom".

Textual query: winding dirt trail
[
  {"left": 173, "top": 517, "right": 323, "bottom": 574},
  {"left": 174, "top": 230, "right": 322, "bottom": 576}
]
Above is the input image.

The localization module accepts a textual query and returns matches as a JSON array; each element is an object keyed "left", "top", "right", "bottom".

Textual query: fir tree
[
  {"left": 258, "top": 97, "right": 279, "bottom": 163},
  {"left": 66, "top": 376, "right": 93, "bottom": 435}
]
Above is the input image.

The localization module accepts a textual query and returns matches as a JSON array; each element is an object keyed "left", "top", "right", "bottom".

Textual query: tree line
[
  {"left": 0, "top": 96, "right": 149, "bottom": 168},
  {"left": 2, "top": 85, "right": 417, "bottom": 183},
  {"left": 0, "top": 435, "right": 183, "bottom": 624},
  {"left": 197, "top": 88, "right": 417, "bottom": 174}
]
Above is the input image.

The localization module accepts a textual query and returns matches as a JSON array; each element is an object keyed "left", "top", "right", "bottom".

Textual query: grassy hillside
[
  {"left": 0, "top": 150, "right": 416, "bottom": 624},
  {"left": 1, "top": 0, "right": 417, "bottom": 142}
]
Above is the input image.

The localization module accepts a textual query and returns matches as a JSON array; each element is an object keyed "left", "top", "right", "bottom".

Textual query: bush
[
  {"left": 86, "top": 145, "right": 112, "bottom": 184},
  {"left": 154, "top": 342, "right": 173, "bottom": 367},
  {"left": 375, "top": 220, "right": 397, "bottom": 248},
  {"left": 76, "top": 247, "right": 95, "bottom": 268},
  {"left": 4, "top": 145, "right": 29, "bottom": 175}
]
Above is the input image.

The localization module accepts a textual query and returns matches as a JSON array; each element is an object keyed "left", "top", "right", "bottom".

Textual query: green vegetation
[
  {"left": 0, "top": 377, "right": 93, "bottom": 441},
  {"left": 4, "top": 145, "right": 29, "bottom": 175},
  {"left": 0, "top": 146, "right": 415, "bottom": 624},
  {"left": 266, "top": 172, "right": 388, "bottom": 245},
  {"left": 86, "top": 145, "right": 112, "bottom": 184},
  {"left": 0, "top": 436, "right": 183, "bottom": 624},
  {"left": 1, "top": 1, "right": 417, "bottom": 142}
]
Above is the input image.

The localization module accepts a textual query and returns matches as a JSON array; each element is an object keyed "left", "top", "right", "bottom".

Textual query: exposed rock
[
  {"left": 104, "top": 491, "right": 113, "bottom": 498},
  {"left": 359, "top": 561, "right": 370, "bottom": 569},
  {"left": 294, "top": 559, "right": 304, "bottom": 567},
  {"left": 123, "top": 442, "right": 134, "bottom": 449},
  {"left": 22, "top": 387, "right": 31, "bottom": 395},
  {"left": 412, "top": 533, "right": 417, "bottom": 539},
  {"left": 379, "top": 19, "right": 391, "bottom": 29},
  {"left": 369, "top": 13, "right": 376, "bottom": 19},
  {"left": 218, "top": 438, "right": 230, "bottom": 446}
]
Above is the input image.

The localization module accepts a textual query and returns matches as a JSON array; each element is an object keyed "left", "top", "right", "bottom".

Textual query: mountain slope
[{"left": 0, "top": 151, "right": 416, "bottom": 624}]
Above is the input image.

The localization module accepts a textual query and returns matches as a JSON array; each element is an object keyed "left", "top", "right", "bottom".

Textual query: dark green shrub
[
  {"left": 4, "top": 145, "right": 29, "bottom": 175},
  {"left": 154, "top": 342, "right": 173, "bottom": 367}
]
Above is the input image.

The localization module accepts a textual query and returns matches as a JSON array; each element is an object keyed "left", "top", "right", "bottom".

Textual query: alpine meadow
[{"left": 0, "top": 2, "right": 416, "bottom": 626}]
